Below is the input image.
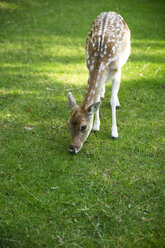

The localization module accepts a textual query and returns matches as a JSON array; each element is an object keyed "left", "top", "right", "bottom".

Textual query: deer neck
[{"left": 81, "top": 69, "right": 107, "bottom": 108}]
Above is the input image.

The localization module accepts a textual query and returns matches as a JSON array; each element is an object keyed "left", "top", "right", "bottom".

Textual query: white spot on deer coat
[
  {"left": 90, "top": 64, "right": 94, "bottom": 71},
  {"left": 112, "top": 46, "right": 116, "bottom": 53},
  {"left": 86, "top": 50, "right": 89, "bottom": 59},
  {"left": 99, "top": 62, "right": 106, "bottom": 73},
  {"left": 97, "top": 37, "right": 101, "bottom": 51},
  {"left": 91, "top": 89, "right": 95, "bottom": 95}
]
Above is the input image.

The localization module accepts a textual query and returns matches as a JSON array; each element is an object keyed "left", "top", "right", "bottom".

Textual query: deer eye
[{"left": 80, "top": 125, "right": 87, "bottom": 131}]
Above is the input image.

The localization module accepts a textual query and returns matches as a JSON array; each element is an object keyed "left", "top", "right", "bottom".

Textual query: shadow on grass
[
  {"left": 1, "top": 76, "right": 164, "bottom": 157},
  {"left": 0, "top": 51, "right": 85, "bottom": 65},
  {"left": 132, "top": 40, "right": 165, "bottom": 48},
  {"left": 129, "top": 53, "right": 165, "bottom": 64}
]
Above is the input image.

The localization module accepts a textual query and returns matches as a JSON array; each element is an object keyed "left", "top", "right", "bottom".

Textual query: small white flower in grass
[
  {"left": 24, "top": 126, "right": 33, "bottom": 131},
  {"left": 51, "top": 186, "right": 59, "bottom": 190}
]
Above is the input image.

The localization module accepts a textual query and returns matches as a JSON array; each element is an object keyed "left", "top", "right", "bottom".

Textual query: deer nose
[
  {"left": 69, "top": 145, "right": 79, "bottom": 154},
  {"left": 69, "top": 145, "right": 75, "bottom": 154},
  {"left": 69, "top": 145, "right": 76, "bottom": 154}
]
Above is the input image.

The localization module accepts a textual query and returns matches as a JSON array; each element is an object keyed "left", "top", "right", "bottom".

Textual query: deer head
[{"left": 67, "top": 92, "right": 100, "bottom": 154}]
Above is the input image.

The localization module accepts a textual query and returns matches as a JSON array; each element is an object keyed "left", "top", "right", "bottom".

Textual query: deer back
[{"left": 85, "top": 12, "right": 130, "bottom": 78}]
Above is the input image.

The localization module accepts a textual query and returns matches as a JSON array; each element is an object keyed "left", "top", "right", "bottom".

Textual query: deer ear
[
  {"left": 68, "top": 92, "right": 77, "bottom": 110},
  {"left": 87, "top": 102, "right": 100, "bottom": 115}
]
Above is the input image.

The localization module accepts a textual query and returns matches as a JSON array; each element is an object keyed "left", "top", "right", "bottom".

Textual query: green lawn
[{"left": 0, "top": 0, "right": 165, "bottom": 247}]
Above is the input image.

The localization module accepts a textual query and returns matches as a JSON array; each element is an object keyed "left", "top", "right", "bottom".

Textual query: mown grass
[{"left": 0, "top": 0, "right": 165, "bottom": 247}]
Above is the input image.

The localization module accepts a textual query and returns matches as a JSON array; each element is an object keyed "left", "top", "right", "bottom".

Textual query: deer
[{"left": 67, "top": 11, "right": 131, "bottom": 154}]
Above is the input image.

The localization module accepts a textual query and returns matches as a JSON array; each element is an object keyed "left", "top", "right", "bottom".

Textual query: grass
[{"left": 0, "top": 0, "right": 165, "bottom": 247}]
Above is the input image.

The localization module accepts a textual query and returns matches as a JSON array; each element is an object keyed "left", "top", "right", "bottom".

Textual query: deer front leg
[
  {"left": 93, "top": 108, "right": 100, "bottom": 131},
  {"left": 110, "top": 70, "right": 121, "bottom": 139},
  {"left": 93, "top": 84, "right": 105, "bottom": 132}
]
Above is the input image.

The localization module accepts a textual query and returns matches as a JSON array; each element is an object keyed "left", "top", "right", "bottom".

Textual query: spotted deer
[{"left": 67, "top": 12, "right": 131, "bottom": 154}]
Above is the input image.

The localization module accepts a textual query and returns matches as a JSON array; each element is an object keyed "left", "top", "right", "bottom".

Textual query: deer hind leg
[
  {"left": 116, "top": 97, "right": 120, "bottom": 109},
  {"left": 110, "top": 69, "right": 121, "bottom": 139}
]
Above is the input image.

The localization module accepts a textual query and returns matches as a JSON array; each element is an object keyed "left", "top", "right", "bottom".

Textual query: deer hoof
[{"left": 112, "top": 136, "right": 118, "bottom": 140}]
